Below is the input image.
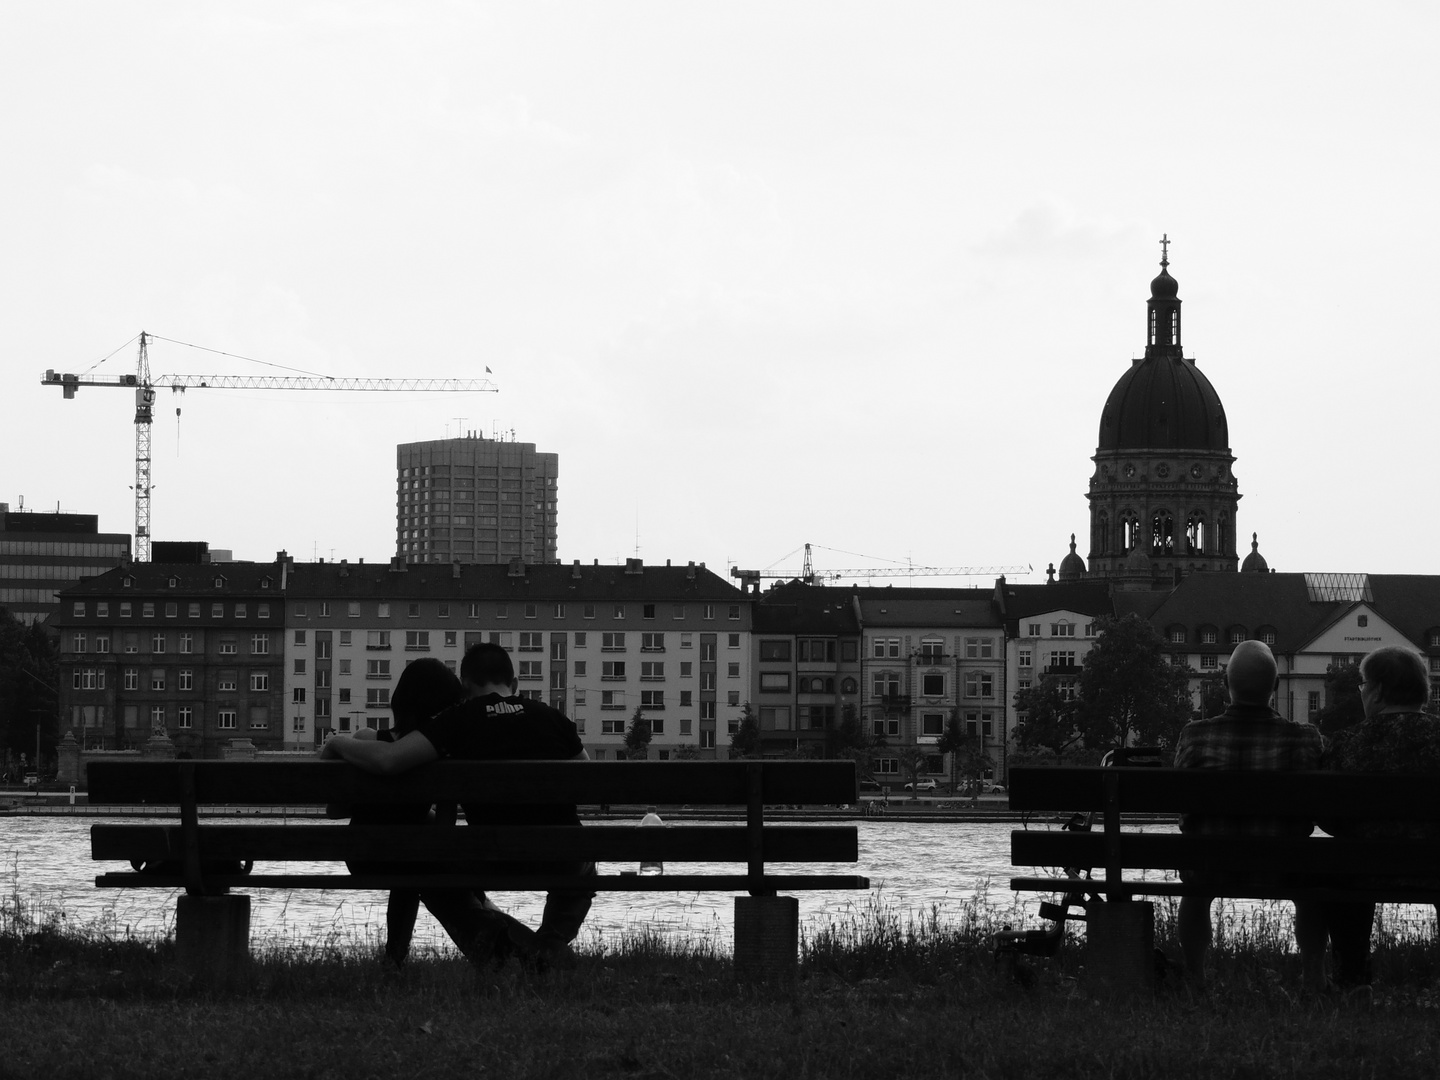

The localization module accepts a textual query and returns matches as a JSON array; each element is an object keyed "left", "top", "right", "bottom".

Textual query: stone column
[
  {"left": 142, "top": 732, "right": 177, "bottom": 760},
  {"left": 56, "top": 731, "right": 82, "bottom": 787}
]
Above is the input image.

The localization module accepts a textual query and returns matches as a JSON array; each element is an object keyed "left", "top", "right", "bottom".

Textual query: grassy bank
[{"left": 3, "top": 886, "right": 1440, "bottom": 1079}]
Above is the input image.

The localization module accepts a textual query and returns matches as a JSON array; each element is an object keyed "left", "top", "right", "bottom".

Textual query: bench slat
[
  {"left": 92, "top": 824, "right": 860, "bottom": 864},
  {"left": 1008, "top": 767, "right": 1440, "bottom": 818},
  {"left": 86, "top": 760, "right": 859, "bottom": 807},
  {"left": 95, "top": 872, "right": 872, "bottom": 892},
  {"left": 1010, "top": 875, "right": 1440, "bottom": 904},
  {"left": 1012, "top": 830, "right": 1440, "bottom": 876}
]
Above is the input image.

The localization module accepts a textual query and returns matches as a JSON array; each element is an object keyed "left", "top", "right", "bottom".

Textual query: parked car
[{"left": 903, "top": 779, "right": 938, "bottom": 792}]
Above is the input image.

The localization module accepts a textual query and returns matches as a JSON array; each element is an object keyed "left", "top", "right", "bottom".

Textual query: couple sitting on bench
[
  {"left": 321, "top": 643, "right": 594, "bottom": 970},
  {"left": 1177, "top": 640, "right": 1439, "bottom": 991}
]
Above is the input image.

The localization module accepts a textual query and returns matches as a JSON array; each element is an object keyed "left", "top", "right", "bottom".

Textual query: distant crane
[
  {"left": 42, "top": 331, "right": 498, "bottom": 561},
  {"left": 730, "top": 543, "right": 1032, "bottom": 592}
]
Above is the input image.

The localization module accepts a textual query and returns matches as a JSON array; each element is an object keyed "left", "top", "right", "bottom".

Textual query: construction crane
[
  {"left": 42, "top": 331, "right": 498, "bottom": 561},
  {"left": 729, "top": 543, "right": 1032, "bottom": 592}
]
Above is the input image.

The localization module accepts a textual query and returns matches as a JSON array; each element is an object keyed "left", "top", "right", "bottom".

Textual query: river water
[{"left": 2, "top": 816, "right": 1040, "bottom": 952}]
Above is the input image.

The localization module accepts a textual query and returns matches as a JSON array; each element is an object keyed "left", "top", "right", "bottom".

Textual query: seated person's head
[
  {"left": 390, "top": 657, "right": 464, "bottom": 735},
  {"left": 1225, "top": 640, "right": 1278, "bottom": 707},
  {"left": 460, "top": 642, "right": 517, "bottom": 695},
  {"left": 1359, "top": 646, "right": 1429, "bottom": 711}
]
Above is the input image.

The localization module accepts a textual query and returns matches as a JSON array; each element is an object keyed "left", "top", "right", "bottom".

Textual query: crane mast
[{"left": 42, "top": 331, "right": 498, "bottom": 561}]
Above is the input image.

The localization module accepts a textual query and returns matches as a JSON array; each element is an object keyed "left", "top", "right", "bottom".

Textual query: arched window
[
  {"left": 1186, "top": 514, "right": 1206, "bottom": 555},
  {"left": 1095, "top": 512, "right": 1110, "bottom": 557},
  {"left": 1148, "top": 309, "right": 1157, "bottom": 346},
  {"left": 1121, "top": 512, "right": 1140, "bottom": 553},
  {"left": 1152, "top": 511, "right": 1175, "bottom": 557},
  {"left": 841, "top": 677, "right": 858, "bottom": 695},
  {"left": 1170, "top": 309, "right": 1180, "bottom": 343}
]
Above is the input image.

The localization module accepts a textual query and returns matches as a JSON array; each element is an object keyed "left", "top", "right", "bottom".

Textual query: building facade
[
  {"left": 51, "top": 558, "right": 288, "bottom": 756},
  {"left": 0, "top": 507, "right": 130, "bottom": 626},
  {"left": 397, "top": 436, "right": 558, "bottom": 566}
]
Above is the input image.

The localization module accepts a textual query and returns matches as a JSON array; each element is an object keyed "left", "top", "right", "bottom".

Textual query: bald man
[{"left": 1173, "top": 640, "right": 1326, "bottom": 990}]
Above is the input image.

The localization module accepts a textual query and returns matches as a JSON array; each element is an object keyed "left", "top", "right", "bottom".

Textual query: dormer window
[
  {"left": 168, "top": 576, "right": 179, "bottom": 588},
  {"left": 214, "top": 576, "right": 226, "bottom": 588},
  {"left": 122, "top": 576, "right": 135, "bottom": 589}
]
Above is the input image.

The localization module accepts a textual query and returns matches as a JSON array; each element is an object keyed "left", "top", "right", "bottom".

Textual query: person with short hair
[
  {"left": 322, "top": 643, "right": 593, "bottom": 968},
  {"left": 1321, "top": 644, "right": 1440, "bottom": 987},
  {"left": 1173, "top": 639, "right": 1326, "bottom": 989}
]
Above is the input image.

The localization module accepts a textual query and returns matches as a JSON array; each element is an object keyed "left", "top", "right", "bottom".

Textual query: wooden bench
[
  {"left": 1006, "top": 766, "right": 1440, "bottom": 993},
  {"left": 87, "top": 758, "right": 869, "bottom": 985}
]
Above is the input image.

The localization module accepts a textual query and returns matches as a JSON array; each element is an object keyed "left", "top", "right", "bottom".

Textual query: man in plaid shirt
[{"left": 1173, "top": 640, "right": 1326, "bottom": 989}]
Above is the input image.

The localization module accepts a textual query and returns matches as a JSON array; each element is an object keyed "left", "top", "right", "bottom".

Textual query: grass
[{"left": 5, "top": 882, "right": 1440, "bottom": 1079}]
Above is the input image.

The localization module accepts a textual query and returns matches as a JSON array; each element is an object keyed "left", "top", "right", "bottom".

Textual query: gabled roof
[
  {"left": 59, "top": 561, "right": 284, "bottom": 596},
  {"left": 1130, "top": 573, "right": 1341, "bottom": 654},
  {"left": 850, "top": 585, "right": 1001, "bottom": 629},
  {"left": 997, "top": 582, "right": 1114, "bottom": 634}
]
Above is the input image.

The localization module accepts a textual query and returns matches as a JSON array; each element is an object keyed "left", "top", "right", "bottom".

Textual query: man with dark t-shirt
[{"left": 321, "top": 642, "right": 594, "bottom": 966}]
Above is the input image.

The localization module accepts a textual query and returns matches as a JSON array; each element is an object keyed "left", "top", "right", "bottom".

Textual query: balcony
[
  {"left": 914, "top": 653, "right": 948, "bottom": 666},
  {"left": 879, "top": 694, "right": 911, "bottom": 712},
  {"left": 1043, "top": 662, "right": 1079, "bottom": 675}
]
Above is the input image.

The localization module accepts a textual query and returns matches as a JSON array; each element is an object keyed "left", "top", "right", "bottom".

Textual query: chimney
[
  {"left": 625, "top": 558, "right": 643, "bottom": 576},
  {"left": 572, "top": 560, "right": 583, "bottom": 581},
  {"left": 508, "top": 558, "right": 526, "bottom": 578},
  {"left": 686, "top": 560, "right": 696, "bottom": 581},
  {"left": 452, "top": 561, "right": 462, "bottom": 580}
]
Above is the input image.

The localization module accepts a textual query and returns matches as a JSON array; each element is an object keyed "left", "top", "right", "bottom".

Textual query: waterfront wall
[{"left": 56, "top": 730, "right": 313, "bottom": 786}]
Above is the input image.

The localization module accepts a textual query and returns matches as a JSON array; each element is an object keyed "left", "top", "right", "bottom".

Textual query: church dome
[
  {"left": 1058, "top": 534, "right": 1086, "bottom": 581},
  {"left": 1150, "top": 267, "right": 1179, "bottom": 300},
  {"left": 1241, "top": 533, "right": 1268, "bottom": 573},
  {"left": 1097, "top": 356, "right": 1229, "bottom": 452}
]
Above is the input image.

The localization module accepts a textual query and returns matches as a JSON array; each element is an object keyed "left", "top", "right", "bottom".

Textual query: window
[
  {"left": 123, "top": 632, "right": 139, "bottom": 654},
  {"left": 212, "top": 604, "right": 224, "bottom": 618},
  {"left": 119, "top": 602, "right": 131, "bottom": 618},
  {"left": 316, "top": 669, "right": 329, "bottom": 688},
  {"left": 641, "top": 690, "right": 664, "bottom": 709},
  {"left": 407, "top": 603, "right": 421, "bottom": 619},
  {"left": 602, "top": 661, "right": 626, "bottom": 681},
  {"left": 921, "top": 639, "right": 945, "bottom": 662},
  {"left": 218, "top": 672, "right": 238, "bottom": 692},
  {"left": 366, "top": 688, "right": 391, "bottom": 708},
  {"left": 367, "top": 659, "right": 391, "bottom": 678},
  {"left": 143, "top": 603, "right": 155, "bottom": 618},
  {"left": 602, "top": 632, "right": 625, "bottom": 651},
  {"left": 518, "top": 661, "right": 543, "bottom": 681},
  {"left": 760, "top": 706, "right": 792, "bottom": 730},
  {"left": 680, "top": 690, "right": 693, "bottom": 707},
  {"left": 250, "top": 672, "right": 269, "bottom": 691},
  {"left": 151, "top": 669, "right": 166, "bottom": 691},
  {"left": 728, "top": 691, "right": 740, "bottom": 706},
  {"left": 235, "top": 604, "right": 247, "bottom": 619},
  {"left": 150, "top": 706, "right": 165, "bottom": 729},
  {"left": 367, "top": 631, "right": 391, "bottom": 650},
  {"left": 291, "top": 715, "right": 305, "bottom": 732},
  {"left": 218, "top": 710, "right": 237, "bottom": 730},
  {"left": 872, "top": 638, "right": 899, "bottom": 659},
  {"left": 95, "top": 633, "right": 110, "bottom": 654},
  {"left": 1308, "top": 691, "right": 1321, "bottom": 715},
  {"left": 601, "top": 690, "right": 625, "bottom": 711},
  {"left": 1049, "top": 650, "right": 1077, "bottom": 669},
  {"left": 921, "top": 673, "right": 945, "bottom": 696},
  {"left": 294, "top": 602, "right": 307, "bottom": 617},
  {"left": 1051, "top": 623, "right": 1075, "bottom": 637},
  {"left": 641, "top": 661, "right": 664, "bottom": 681},
  {"left": 377, "top": 603, "right": 390, "bottom": 618},
  {"left": 727, "top": 662, "right": 740, "bottom": 678},
  {"left": 178, "top": 707, "right": 193, "bottom": 729},
  {"left": 1229, "top": 627, "right": 1246, "bottom": 645},
  {"left": 553, "top": 603, "right": 565, "bottom": 618},
  {"left": 1169, "top": 627, "right": 1187, "bottom": 644},
  {"left": 703, "top": 604, "right": 714, "bottom": 620},
  {"left": 760, "top": 672, "right": 791, "bottom": 692},
  {"left": 251, "top": 634, "right": 270, "bottom": 655},
  {"left": 348, "top": 601, "right": 361, "bottom": 618},
  {"left": 727, "top": 605, "right": 740, "bottom": 621},
  {"left": 574, "top": 632, "right": 587, "bottom": 648},
  {"left": 963, "top": 638, "right": 993, "bottom": 660},
  {"left": 672, "top": 605, "right": 685, "bottom": 620},
  {"left": 602, "top": 718, "right": 625, "bottom": 734},
  {"left": 338, "top": 688, "right": 351, "bottom": 704},
  {"left": 445, "top": 631, "right": 457, "bottom": 648},
  {"left": 922, "top": 712, "right": 946, "bottom": 737},
  {"left": 336, "top": 632, "right": 349, "bottom": 648},
  {"left": 1200, "top": 628, "right": 1217, "bottom": 644},
  {"left": 798, "top": 639, "right": 836, "bottom": 663},
  {"left": 179, "top": 669, "right": 194, "bottom": 690},
  {"left": 247, "top": 706, "right": 270, "bottom": 730},
  {"left": 574, "top": 661, "right": 587, "bottom": 677},
  {"left": 642, "top": 604, "right": 655, "bottom": 619},
  {"left": 294, "top": 630, "right": 307, "bottom": 646},
  {"left": 72, "top": 632, "right": 88, "bottom": 653},
  {"left": 873, "top": 673, "right": 901, "bottom": 698},
  {"left": 524, "top": 604, "right": 538, "bottom": 619},
  {"left": 519, "top": 632, "right": 543, "bottom": 651},
  {"left": 583, "top": 604, "right": 596, "bottom": 620},
  {"left": 405, "top": 631, "right": 430, "bottom": 651},
  {"left": 73, "top": 602, "right": 86, "bottom": 618},
  {"left": 1260, "top": 628, "right": 1277, "bottom": 646},
  {"left": 680, "top": 633, "right": 693, "bottom": 649},
  {"left": 700, "top": 641, "right": 716, "bottom": 662},
  {"left": 700, "top": 701, "right": 716, "bottom": 721},
  {"left": 1018, "top": 649, "right": 1032, "bottom": 668},
  {"left": 699, "top": 729, "right": 715, "bottom": 749},
  {"left": 700, "top": 672, "right": 717, "bottom": 691},
  {"left": 1200, "top": 654, "right": 1218, "bottom": 670},
  {"left": 612, "top": 604, "right": 625, "bottom": 620},
  {"left": 964, "top": 672, "right": 994, "bottom": 698},
  {"left": 467, "top": 603, "right": 482, "bottom": 618},
  {"left": 489, "top": 631, "right": 514, "bottom": 648},
  {"left": 152, "top": 633, "right": 166, "bottom": 654},
  {"left": 760, "top": 640, "right": 792, "bottom": 661},
  {"left": 641, "top": 632, "right": 664, "bottom": 652},
  {"left": 123, "top": 668, "right": 139, "bottom": 691}
]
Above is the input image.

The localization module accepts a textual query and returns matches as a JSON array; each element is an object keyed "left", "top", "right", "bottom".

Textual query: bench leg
[
  {"left": 734, "top": 896, "right": 798, "bottom": 983},
  {"left": 176, "top": 895, "right": 251, "bottom": 989},
  {"left": 1084, "top": 902, "right": 1154, "bottom": 998}
]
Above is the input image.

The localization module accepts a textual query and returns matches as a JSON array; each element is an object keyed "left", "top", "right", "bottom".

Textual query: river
[{"left": 2, "top": 816, "right": 1039, "bottom": 952}]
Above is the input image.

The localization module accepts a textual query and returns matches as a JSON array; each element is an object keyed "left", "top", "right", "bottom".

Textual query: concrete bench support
[
  {"left": 1085, "top": 901, "right": 1154, "bottom": 997},
  {"left": 734, "top": 895, "right": 798, "bottom": 982},
  {"left": 177, "top": 895, "right": 251, "bottom": 989}
]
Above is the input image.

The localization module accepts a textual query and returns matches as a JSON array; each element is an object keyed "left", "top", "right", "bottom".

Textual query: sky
[{"left": 4, "top": 2, "right": 1437, "bottom": 582}]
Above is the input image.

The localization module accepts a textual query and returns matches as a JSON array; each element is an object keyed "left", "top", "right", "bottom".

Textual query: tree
[
  {"left": 730, "top": 702, "right": 761, "bottom": 758},
  {"left": 829, "top": 702, "right": 876, "bottom": 778},
  {"left": 623, "top": 708, "right": 652, "bottom": 759},
  {"left": 937, "top": 711, "right": 988, "bottom": 796},
  {"left": 0, "top": 608, "right": 59, "bottom": 771},
  {"left": 1315, "top": 660, "right": 1364, "bottom": 736},
  {"left": 1011, "top": 675, "right": 1085, "bottom": 762},
  {"left": 897, "top": 745, "right": 932, "bottom": 799},
  {"left": 1077, "top": 614, "right": 1194, "bottom": 752}
]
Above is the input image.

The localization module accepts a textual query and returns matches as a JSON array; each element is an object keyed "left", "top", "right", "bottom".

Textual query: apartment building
[
  {"left": 283, "top": 557, "right": 749, "bottom": 758},
  {"left": 0, "top": 506, "right": 129, "bottom": 626}
]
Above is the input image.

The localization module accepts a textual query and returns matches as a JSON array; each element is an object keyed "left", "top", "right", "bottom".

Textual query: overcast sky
[{"left": 4, "top": 3, "right": 1436, "bottom": 582}]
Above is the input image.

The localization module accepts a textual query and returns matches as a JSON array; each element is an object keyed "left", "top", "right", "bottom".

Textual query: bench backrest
[
  {"left": 1008, "top": 766, "right": 1440, "bottom": 820},
  {"left": 87, "top": 759, "right": 858, "bottom": 808}
]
